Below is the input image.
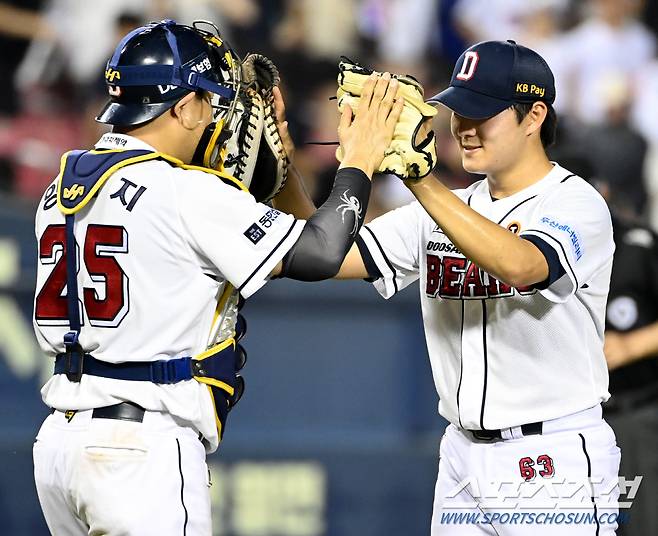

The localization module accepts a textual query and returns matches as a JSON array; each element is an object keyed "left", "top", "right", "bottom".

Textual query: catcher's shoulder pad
[{"left": 57, "top": 149, "right": 156, "bottom": 214}]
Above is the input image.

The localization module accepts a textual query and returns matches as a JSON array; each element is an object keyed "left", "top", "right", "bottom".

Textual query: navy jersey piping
[
  {"left": 479, "top": 300, "right": 489, "bottom": 430},
  {"left": 176, "top": 438, "right": 189, "bottom": 535},
  {"left": 238, "top": 219, "right": 299, "bottom": 292},
  {"left": 496, "top": 195, "right": 537, "bottom": 225},
  {"left": 363, "top": 225, "right": 399, "bottom": 294},
  {"left": 579, "top": 433, "right": 600, "bottom": 536},
  {"left": 456, "top": 300, "right": 465, "bottom": 428}
]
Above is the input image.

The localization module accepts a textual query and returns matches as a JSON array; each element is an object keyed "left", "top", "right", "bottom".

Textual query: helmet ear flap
[{"left": 191, "top": 118, "right": 232, "bottom": 169}]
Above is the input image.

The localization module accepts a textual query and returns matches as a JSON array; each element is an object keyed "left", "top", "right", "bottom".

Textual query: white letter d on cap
[{"left": 456, "top": 51, "right": 479, "bottom": 81}]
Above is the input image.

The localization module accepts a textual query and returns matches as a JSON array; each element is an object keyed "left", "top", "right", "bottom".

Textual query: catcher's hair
[{"left": 512, "top": 102, "right": 557, "bottom": 149}]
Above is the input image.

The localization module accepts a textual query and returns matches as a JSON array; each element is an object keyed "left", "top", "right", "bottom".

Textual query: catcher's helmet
[{"left": 96, "top": 19, "right": 241, "bottom": 128}]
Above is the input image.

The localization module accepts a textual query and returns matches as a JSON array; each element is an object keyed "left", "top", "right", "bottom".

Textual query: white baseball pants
[
  {"left": 431, "top": 405, "right": 621, "bottom": 535},
  {"left": 34, "top": 408, "right": 212, "bottom": 535}
]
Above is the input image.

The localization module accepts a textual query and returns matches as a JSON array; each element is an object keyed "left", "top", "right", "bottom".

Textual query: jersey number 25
[{"left": 35, "top": 224, "right": 129, "bottom": 328}]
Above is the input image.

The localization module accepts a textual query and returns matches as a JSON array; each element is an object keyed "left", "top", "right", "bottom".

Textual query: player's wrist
[
  {"left": 403, "top": 173, "right": 439, "bottom": 192},
  {"left": 339, "top": 156, "right": 375, "bottom": 179}
]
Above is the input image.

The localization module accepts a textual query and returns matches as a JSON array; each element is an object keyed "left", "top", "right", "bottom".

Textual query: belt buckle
[
  {"left": 63, "top": 331, "right": 84, "bottom": 383},
  {"left": 470, "top": 429, "right": 499, "bottom": 441}
]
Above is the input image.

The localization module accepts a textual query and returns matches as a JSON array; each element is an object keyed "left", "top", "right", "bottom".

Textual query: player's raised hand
[{"left": 338, "top": 73, "right": 404, "bottom": 177}]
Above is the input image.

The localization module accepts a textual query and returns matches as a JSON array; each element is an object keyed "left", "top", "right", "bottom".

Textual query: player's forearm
[
  {"left": 271, "top": 164, "right": 316, "bottom": 219},
  {"left": 405, "top": 175, "right": 548, "bottom": 287},
  {"left": 623, "top": 322, "right": 658, "bottom": 362},
  {"left": 277, "top": 167, "right": 370, "bottom": 280}
]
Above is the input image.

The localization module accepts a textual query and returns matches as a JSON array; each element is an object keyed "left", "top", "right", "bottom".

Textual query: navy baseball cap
[{"left": 428, "top": 40, "right": 555, "bottom": 119}]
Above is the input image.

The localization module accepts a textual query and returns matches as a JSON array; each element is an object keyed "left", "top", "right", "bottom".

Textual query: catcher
[{"left": 32, "top": 19, "right": 402, "bottom": 535}]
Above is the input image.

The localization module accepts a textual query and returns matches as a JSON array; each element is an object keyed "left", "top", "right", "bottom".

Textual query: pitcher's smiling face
[{"left": 450, "top": 107, "right": 529, "bottom": 175}]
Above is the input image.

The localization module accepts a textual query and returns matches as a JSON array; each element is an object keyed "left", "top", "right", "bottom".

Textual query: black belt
[
  {"left": 52, "top": 403, "right": 206, "bottom": 442},
  {"left": 468, "top": 421, "right": 543, "bottom": 441},
  {"left": 52, "top": 402, "right": 145, "bottom": 422},
  {"left": 92, "top": 402, "right": 145, "bottom": 422}
]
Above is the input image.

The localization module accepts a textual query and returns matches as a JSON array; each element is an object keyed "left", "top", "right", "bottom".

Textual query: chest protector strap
[{"left": 58, "top": 149, "right": 159, "bottom": 380}]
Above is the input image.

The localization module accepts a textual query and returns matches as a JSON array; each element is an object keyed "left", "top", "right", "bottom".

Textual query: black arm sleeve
[{"left": 280, "top": 167, "right": 371, "bottom": 281}]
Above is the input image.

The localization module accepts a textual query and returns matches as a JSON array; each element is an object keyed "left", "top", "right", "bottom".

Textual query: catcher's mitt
[
  {"left": 242, "top": 53, "right": 280, "bottom": 92},
  {"left": 336, "top": 58, "right": 438, "bottom": 180},
  {"left": 222, "top": 53, "right": 287, "bottom": 202},
  {"left": 222, "top": 88, "right": 265, "bottom": 188}
]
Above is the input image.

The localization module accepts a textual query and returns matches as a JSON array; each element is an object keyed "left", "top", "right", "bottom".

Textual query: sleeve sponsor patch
[
  {"left": 259, "top": 209, "right": 281, "bottom": 228},
  {"left": 244, "top": 223, "right": 266, "bottom": 244},
  {"left": 539, "top": 216, "right": 583, "bottom": 260}
]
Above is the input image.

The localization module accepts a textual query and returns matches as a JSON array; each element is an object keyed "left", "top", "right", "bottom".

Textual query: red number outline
[
  {"left": 537, "top": 454, "right": 555, "bottom": 478},
  {"left": 519, "top": 457, "right": 536, "bottom": 481},
  {"left": 35, "top": 224, "right": 129, "bottom": 328}
]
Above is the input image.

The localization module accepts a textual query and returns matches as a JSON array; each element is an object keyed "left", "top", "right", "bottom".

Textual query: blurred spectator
[
  {"left": 452, "top": 0, "right": 569, "bottom": 44},
  {"left": 601, "top": 196, "right": 658, "bottom": 536},
  {"left": 579, "top": 76, "right": 648, "bottom": 216},
  {"left": 274, "top": 0, "right": 359, "bottom": 60},
  {"left": 151, "top": 0, "right": 266, "bottom": 48},
  {"left": 631, "top": 59, "right": 658, "bottom": 148},
  {"left": 358, "top": 0, "right": 437, "bottom": 68},
  {"left": 630, "top": 47, "right": 658, "bottom": 234},
  {"left": 453, "top": 0, "right": 574, "bottom": 113},
  {"left": 643, "top": 0, "right": 658, "bottom": 36},
  {"left": 646, "top": 146, "right": 658, "bottom": 233},
  {"left": 0, "top": 2, "right": 50, "bottom": 116},
  {"left": 555, "top": 0, "right": 655, "bottom": 124},
  {"left": 15, "top": 0, "right": 148, "bottom": 93},
  {"left": 5, "top": 3, "right": 151, "bottom": 200},
  {"left": 0, "top": 1, "right": 49, "bottom": 194},
  {"left": 435, "top": 0, "right": 468, "bottom": 63},
  {"left": 215, "top": 0, "right": 283, "bottom": 55},
  {"left": 80, "top": 13, "right": 146, "bottom": 148}
]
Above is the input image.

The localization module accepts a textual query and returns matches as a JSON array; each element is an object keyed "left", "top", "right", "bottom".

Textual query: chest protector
[{"left": 54, "top": 148, "right": 248, "bottom": 442}]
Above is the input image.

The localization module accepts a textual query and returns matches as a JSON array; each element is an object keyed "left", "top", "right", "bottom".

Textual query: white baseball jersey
[
  {"left": 359, "top": 163, "right": 614, "bottom": 430},
  {"left": 33, "top": 133, "right": 304, "bottom": 452}
]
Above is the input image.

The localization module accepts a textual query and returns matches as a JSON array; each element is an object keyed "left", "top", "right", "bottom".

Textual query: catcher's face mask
[{"left": 190, "top": 21, "right": 242, "bottom": 169}]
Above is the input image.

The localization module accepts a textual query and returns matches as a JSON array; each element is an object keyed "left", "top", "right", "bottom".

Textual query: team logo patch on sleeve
[
  {"left": 244, "top": 223, "right": 266, "bottom": 244},
  {"left": 507, "top": 221, "right": 521, "bottom": 234},
  {"left": 539, "top": 216, "right": 583, "bottom": 260}
]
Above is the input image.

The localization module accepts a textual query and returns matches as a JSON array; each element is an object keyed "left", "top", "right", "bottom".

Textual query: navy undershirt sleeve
[
  {"left": 356, "top": 234, "right": 382, "bottom": 281},
  {"left": 521, "top": 235, "right": 566, "bottom": 289}
]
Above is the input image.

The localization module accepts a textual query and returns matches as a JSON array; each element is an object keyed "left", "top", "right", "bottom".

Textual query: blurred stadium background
[{"left": 0, "top": 0, "right": 657, "bottom": 534}]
